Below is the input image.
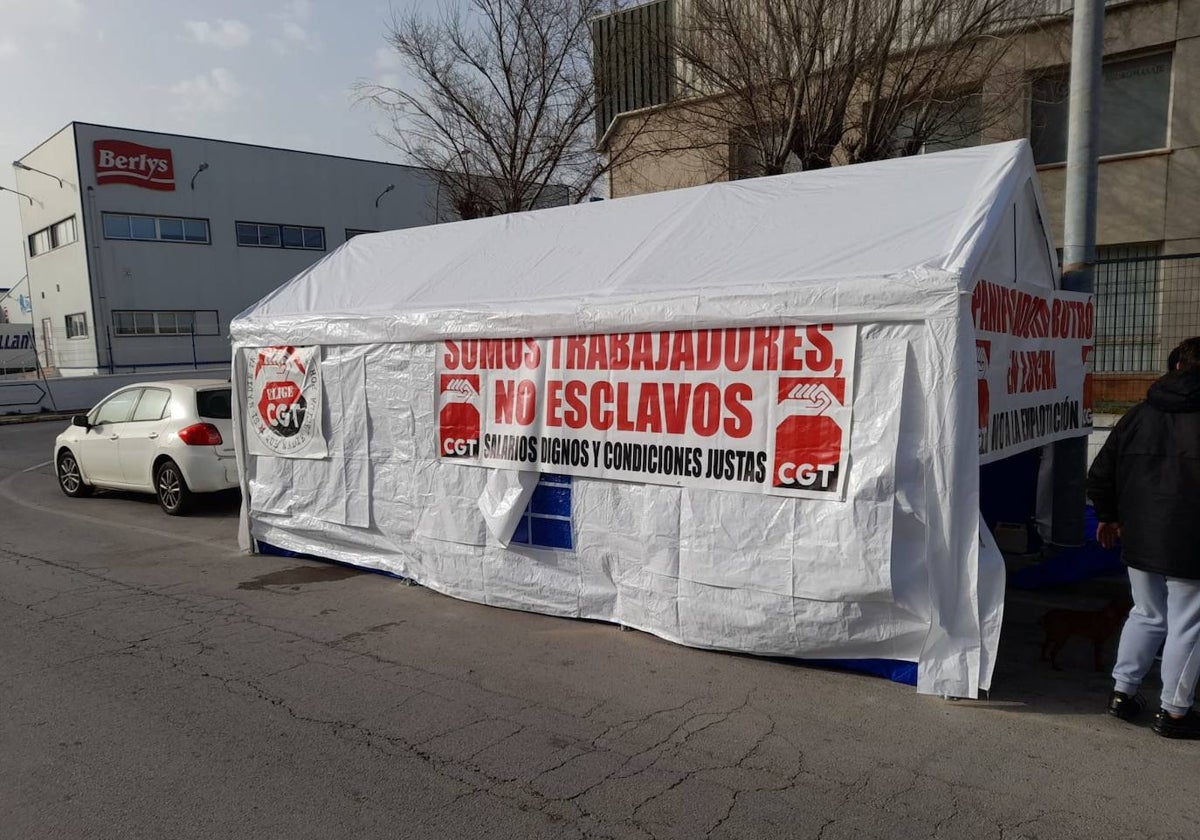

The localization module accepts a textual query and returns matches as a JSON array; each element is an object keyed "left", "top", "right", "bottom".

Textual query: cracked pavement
[{"left": 1, "top": 420, "right": 1197, "bottom": 839}]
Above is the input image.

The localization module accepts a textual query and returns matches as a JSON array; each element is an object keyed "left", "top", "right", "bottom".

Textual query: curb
[{"left": 0, "top": 412, "right": 77, "bottom": 427}]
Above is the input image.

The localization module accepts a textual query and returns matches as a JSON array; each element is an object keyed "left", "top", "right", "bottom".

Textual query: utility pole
[{"left": 1051, "top": 0, "right": 1104, "bottom": 547}]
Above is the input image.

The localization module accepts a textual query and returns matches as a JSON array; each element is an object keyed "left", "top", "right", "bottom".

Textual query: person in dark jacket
[{"left": 1088, "top": 336, "right": 1200, "bottom": 738}]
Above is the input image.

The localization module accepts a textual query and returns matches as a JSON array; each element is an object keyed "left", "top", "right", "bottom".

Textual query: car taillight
[{"left": 178, "top": 423, "right": 223, "bottom": 446}]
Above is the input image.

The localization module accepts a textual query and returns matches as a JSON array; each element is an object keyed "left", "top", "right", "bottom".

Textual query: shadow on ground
[{"left": 980, "top": 558, "right": 1150, "bottom": 721}]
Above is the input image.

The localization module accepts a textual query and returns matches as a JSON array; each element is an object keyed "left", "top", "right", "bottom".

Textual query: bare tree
[
  {"left": 652, "top": 0, "right": 1058, "bottom": 181},
  {"left": 358, "top": 0, "right": 611, "bottom": 218}
]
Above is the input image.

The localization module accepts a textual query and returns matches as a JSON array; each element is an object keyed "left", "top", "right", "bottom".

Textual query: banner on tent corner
[
  {"left": 972, "top": 280, "right": 1094, "bottom": 464},
  {"left": 245, "top": 345, "right": 327, "bottom": 459},
  {"left": 436, "top": 327, "right": 857, "bottom": 500}
]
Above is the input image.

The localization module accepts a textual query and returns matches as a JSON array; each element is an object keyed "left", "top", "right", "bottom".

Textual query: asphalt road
[{"left": 1, "top": 419, "right": 1196, "bottom": 839}]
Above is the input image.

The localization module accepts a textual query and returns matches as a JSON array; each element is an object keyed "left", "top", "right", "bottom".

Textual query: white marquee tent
[{"left": 230, "top": 140, "right": 1092, "bottom": 697}]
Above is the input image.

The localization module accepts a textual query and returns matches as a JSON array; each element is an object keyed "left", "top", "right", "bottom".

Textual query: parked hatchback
[{"left": 54, "top": 380, "right": 238, "bottom": 515}]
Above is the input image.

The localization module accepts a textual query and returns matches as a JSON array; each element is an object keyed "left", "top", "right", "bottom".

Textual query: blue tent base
[
  {"left": 1009, "top": 505, "right": 1125, "bottom": 590},
  {"left": 806, "top": 658, "right": 918, "bottom": 686}
]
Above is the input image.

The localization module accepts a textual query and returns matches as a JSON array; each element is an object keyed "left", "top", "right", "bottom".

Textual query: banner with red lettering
[
  {"left": 245, "top": 345, "right": 327, "bottom": 458},
  {"left": 436, "top": 326, "right": 857, "bottom": 500},
  {"left": 972, "top": 280, "right": 1094, "bottom": 464}
]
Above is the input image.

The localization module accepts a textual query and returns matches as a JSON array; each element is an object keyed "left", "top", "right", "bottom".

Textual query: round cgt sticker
[{"left": 247, "top": 346, "right": 324, "bottom": 457}]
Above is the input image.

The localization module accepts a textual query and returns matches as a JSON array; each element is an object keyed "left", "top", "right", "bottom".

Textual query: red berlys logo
[{"left": 93, "top": 140, "right": 175, "bottom": 191}]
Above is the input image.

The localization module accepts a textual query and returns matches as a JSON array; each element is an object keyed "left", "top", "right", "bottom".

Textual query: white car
[{"left": 54, "top": 379, "right": 238, "bottom": 515}]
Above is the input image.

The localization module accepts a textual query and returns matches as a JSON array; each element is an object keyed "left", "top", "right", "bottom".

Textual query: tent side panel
[{"left": 233, "top": 321, "right": 983, "bottom": 689}]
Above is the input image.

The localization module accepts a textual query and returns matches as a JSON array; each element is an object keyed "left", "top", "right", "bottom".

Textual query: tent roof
[{"left": 232, "top": 140, "right": 1052, "bottom": 346}]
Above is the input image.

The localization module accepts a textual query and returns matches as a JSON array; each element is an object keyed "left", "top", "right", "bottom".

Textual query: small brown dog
[{"left": 1040, "top": 596, "right": 1133, "bottom": 671}]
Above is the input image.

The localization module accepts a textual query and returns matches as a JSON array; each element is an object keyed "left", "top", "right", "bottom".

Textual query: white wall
[
  {"left": 0, "top": 366, "right": 229, "bottom": 415},
  {"left": 15, "top": 124, "right": 95, "bottom": 372}
]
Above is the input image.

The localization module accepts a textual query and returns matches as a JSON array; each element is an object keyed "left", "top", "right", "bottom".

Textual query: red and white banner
[
  {"left": 437, "top": 326, "right": 857, "bottom": 499},
  {"left": 93, "top": 140, "right": 175, "bottom": 190},
  {"left": 245, "top": 345, "right": 326, "bottom": 458},
  {"left": 972, "top": 280, "right": 1094, "bottom": 463}
]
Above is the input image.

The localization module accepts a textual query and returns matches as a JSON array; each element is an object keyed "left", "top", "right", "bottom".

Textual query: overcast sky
[{"left": 0, "top": 0, "right": 426, "bottom": 287}]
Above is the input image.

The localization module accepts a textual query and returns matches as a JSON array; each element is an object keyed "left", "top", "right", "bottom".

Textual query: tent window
[{"left": 510, "top": 474, "right": 574, "bottom": 551}]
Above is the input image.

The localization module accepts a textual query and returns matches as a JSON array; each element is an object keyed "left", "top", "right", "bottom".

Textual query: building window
[
  {"left": 1032, "top": 52, "right": 1172, "bottom": 166},
  {"left": 345, "top": 229, "right": 376, "bottom": 241},
  {"left": 65, "top": 312, "right": 88, "bottom": 339},
  {"left": 28, "top": 215, "right": 78, "bottom": 257},
  {"left": 236, "top": 221, "right": 325, "bottom": 250},
  {"left": 729, "top": 123, "right": 802, "bottom": 181},
  {"left": 592, "top": 0, "right": 675, "bottom": 141},
  {"left": 112, "top": 310, "right": 220, "bottom": 337},
  {"left": 102, "top": 213, "right": 209, "bottom": 244},
  {"left": 893, "top": 94, "right": 982, "bottom": 156},
  {"left": 509, "top": 474, "right": 574, "bottom": 551}
]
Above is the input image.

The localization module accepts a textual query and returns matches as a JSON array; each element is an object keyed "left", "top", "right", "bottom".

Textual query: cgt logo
[
  {"left": 94, "top": 140, "right": 175, "bottom": 190},
  {"left": 439, "top": 375, "right": 480, "bottom": 458},
  {"left": 257, "top": 380, "right": 306, "bottom": 437},
  {"left": 772, "top": 376, "right": 844, "bottom": 492}
]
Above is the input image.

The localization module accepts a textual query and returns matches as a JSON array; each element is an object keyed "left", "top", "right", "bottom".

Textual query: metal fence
[
  {"left": 0, "top": 322, "right": 229, "bottom": 379},
  {"left": 1094, "top": 253, "right": 1200, "bottom": 374}
]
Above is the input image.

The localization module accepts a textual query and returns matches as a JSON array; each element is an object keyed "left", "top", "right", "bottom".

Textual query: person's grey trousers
[{"left": 1113, "top": 568, "right": 1200, "bottom": 715}]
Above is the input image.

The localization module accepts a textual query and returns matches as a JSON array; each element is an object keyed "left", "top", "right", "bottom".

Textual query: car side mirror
[{"left": 72, "top": 414, "right": 91, "bottom": 429}]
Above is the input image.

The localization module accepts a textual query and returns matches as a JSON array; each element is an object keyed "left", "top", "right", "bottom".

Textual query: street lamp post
[
  {"left": 375, "top": 184, "right": 395, "bottom": 208},
  {"left": 0, "top": 184, "right": 38, "bottom": 205},
  {"left": 12, "top": 161, "right": 66, "bottom": 189}
]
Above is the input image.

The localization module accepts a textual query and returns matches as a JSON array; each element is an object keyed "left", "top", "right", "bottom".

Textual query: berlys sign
[{"left": 93, "top": 140, "right": 175, "bottom": 191}]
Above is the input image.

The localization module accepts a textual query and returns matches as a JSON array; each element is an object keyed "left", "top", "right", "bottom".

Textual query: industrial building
[{"left": 12, "top": 122, "right": 454, "bottom": 375}]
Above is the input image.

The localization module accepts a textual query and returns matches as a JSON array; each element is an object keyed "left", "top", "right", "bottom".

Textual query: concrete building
[
  {"left": 595, "top": 0, "right": 1200, "bottom": 397},
  {"left": 12, "top": 122, "right": 453, "bottom": 375}
]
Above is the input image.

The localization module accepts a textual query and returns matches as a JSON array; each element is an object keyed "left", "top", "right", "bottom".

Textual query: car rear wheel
[
  {"left": 155, "top": 459, "right": 194, "bottom": 516},
  {"left": 56, "top": 449, "right": 93, "bottom": 498}
]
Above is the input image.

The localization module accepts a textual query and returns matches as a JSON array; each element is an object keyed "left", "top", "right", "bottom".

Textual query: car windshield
[{"left": 196, "top": 388, "right": 232, "bottom": 420}]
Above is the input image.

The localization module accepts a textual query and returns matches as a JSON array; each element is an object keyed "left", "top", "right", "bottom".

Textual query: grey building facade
[{"left": 14, "top": 122, "right": 452, "bottom": 375}]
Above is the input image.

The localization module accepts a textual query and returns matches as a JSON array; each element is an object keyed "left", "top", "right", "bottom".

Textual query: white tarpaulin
[{"left": 230, "top": 140, "right": 1087, "bottom": 697}]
